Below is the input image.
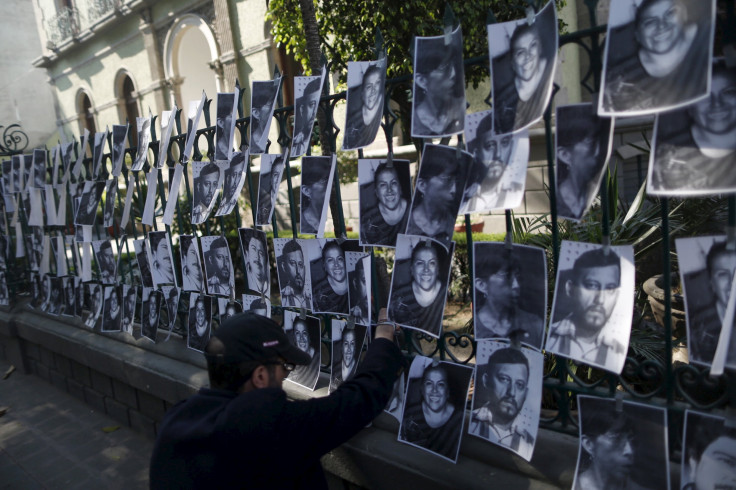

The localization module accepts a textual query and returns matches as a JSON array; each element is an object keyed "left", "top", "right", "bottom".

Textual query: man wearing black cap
[{"left": 150, "top": 309, "right": 404, "bottom": 488}]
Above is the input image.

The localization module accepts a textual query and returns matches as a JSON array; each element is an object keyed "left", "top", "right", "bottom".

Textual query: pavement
[{"left": 0, "top": 360, "right": 154, "bottom": 489}]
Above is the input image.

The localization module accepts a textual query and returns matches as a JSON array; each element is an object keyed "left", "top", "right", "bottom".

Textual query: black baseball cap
[{"left": 204, "top": 311, "right": 311, "bottom": 365}]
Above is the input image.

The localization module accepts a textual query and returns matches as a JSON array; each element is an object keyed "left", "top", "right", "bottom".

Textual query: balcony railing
[
  {"left": 45, "top": 6, "right": 79, "bottom": 45},
  {"left": 86, "top": 0, "right": 117, "bottom": 26}
]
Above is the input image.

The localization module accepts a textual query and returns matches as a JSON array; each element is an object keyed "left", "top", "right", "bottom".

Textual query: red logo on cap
[{"left": 263, "top": 340, "right": 279, "bottom": 347}]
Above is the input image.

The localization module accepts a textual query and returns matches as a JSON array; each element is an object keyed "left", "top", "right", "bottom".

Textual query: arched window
[
  {"left": 79, "top": 92, "right": 97, "bottom": 135},
  {"left": 122, "top": 75, "right": 139, "bottom": 146}
]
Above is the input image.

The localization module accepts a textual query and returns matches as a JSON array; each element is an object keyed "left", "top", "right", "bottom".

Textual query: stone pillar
[
  {"left": 139, "top": 7, "right": 168, "bottom": 112},
  {"left": 212, "top": 0, "right": 239, "bottom": 91}
]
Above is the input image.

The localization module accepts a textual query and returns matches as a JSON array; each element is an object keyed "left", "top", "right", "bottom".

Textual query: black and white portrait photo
[
  {"left": 92, "top": 240, "right": 117, "bottom": 284},
  {"left": 411, "top": 25, "right": 466, "bottom": 138},
  {"left": 473, "top": 243, "right": 546, "bottom": 350},
  {"left": 217, "top": 297, "right": 241, "bottom": 324},
  {"left": 406, "top": 144, "right": 471, "bottom": 245},
  {"left": 141, "top": 287, "right": 161, "bottom": 343},
  {"left": 676, "top": 236, "right": 736, "bottom": 368},
  {"left": 121, "top": 285, "right": 137, "bottom": 335},
  {"left": 74, "top": 277, "right": 84, "bottom": 318},
  {"left": 545, "top": 241, "right": 635, "bottom": 374},
  {"left": 91, "top": 129, "right": 108, "bottom": 180},
  {"left": 29, "top": 272, "right": 41, "bottom": 309},
  {"left": 46, "top": 276, "right": 62, "bottom": 315},
  {"left": 187, "top": 292, "right": 211, "bottom": 352},
  {"left": 555, "top": 104, "right": 614, "bottom": 221},
  {"left": 215, "top": 92, "right": 237, "bottom": 162},
  {"left": 243, "top": 294, "right": 271, "bottom": 318},
  {"left": 255, "top": 153, "right": 285, "bottom": 226},
  {"left": 358, "top": 159, "right": 411, "bottom": 248},
  {"left": 347, "top": 253, "right": 371, "bottom": 326},
  {"left": 111, "top": 124, "right": 128, "bottom": 177},
  {"left": 134, "top": 238, "right": 154, "bottom": 288},
  {"left": 489, "top": 0, "right": 558, "bottom": 134},
  {"left": 329, "top": 320, "right": 367, "bottom": 393},
  {"left": 0, "top": 272, "right": 9, "bottom": 306},
  {"left": 84, "top": 283, "right": 103, "bottom": 329},
  {"left": 61, "top": 276, "right": 75, "bottom": 316},
  {"left": 274, "top": 238, "right": 312, "bottom": 310},
  {"left": 201, "top": 235, "right": 234, "bottom": 297},
  {"left": 681, "top": 410, "right": 736, "bottom": 490},
  {"left": 102, "top": 180, "right": 117, "bottom": 228},
  {"left": 343, "top": 59, "right": 386, "bottom": 150},
  {"left": 290, "top": 69, "right": 326, "bottom": 158},
  {"left": 460, "top": 111, "right": 529, "bottom": 214},
  {"left": 309, "top": 239, "right": 350, "bottom": 315},
  {"left": 132, "top": 115, "right": 151, "bottom": 171},
  {"left": 182, "top": 92, "right": 206, "bottom": 164},
  {"left": 249, "top": 77, "right": 281, "bottom": 154},
  {"left": 215, "top": 150, "right": 247, "bottom": 217},
  {"left": 300, "top": 155, "right": 336, "bottom": 236},
  {"left": 283, "top": 310, "right": 321, "bottom": 390},
  {"left": 600, "top": 0, "right": 715, "bottom": 116},
  {"left": 648, "top": 60, "right": 736, "bottom": 196},
  {"left": 149, "top": 231, "right": 176, "bottom": 287},
  {"left": 573, "top": 395, "right": 670, "bottom": 490},
  {"left": 75, "top": 181, "right": 105, "bottom": 226},
  {"left": 101, "top": 285, "right": 123, "bottom": 333},
  {"left": 469, "top": 340, "right": 543, "bottom": 461},
  {"left": 162, "top": 286, "right": 180, "bottom": 333},
  {"left": 399, "top": 356, "right": 473, "bottom": 463},
  {"left": 388, "top": 235, "right": 454, "bottom": 338},
  {"left": 179, "top": 235, "right": 204, "bottom": 292},
  {"left": 32, "top": 148, "right": 46, "bottom": 189},
  {"left": 238, "top": 227, "right": 270, "bottom": 297},
  {"left": 191, "top": 160, "right": 222, "bottom": 224}
]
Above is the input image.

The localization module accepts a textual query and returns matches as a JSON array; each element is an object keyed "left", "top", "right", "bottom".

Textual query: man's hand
[{"left": 375, "top": 307, "right": 398, "bottom": 341}]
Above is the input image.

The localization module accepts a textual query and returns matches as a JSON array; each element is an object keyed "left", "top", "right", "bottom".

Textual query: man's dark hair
[
  {"left": 282, "top": 239, "right": 302, "bottom": 257},
  {"left": 415, "top": 46, "right": 454, "bottom": 76},
  {"left": 252, "top": 84, "right": 277, "bottom": 108},
  {"left": 149, "top": 232, "right": 167, "bottom": 253},
  {"left": 321, "top": 241, "right": 344, "bottom": 263},
  {"left": 99, "top": 241, "right": 112, "bottom": 253},
  {"left": 478, "top": 347, "right": 529, "bottom": 380},
  {"left": 571, "top": 248, "right": 621, "bottom": 285},
  {"left": 684, "top": 416, "right": 736, "bottom": 464},
  {"left": 557, "top": 106, "right": 602, "bottom": 150},
  {"left": 476, "top": 249, "right": 521, "bottom": 280},
  {"left": 249, "top": 298, "right": 268, "bottom": 311},
  {"left": 420, "top": 147, "right": 459, "bottom": 181},
  {"left": 706, "top": 240, "right": 733, "bottom": 275},
  {"left": 352, "top": 258, "right": 366, "bottom": 287},
  {"left": 470, "top": 114, "right": 495, "bottom": 155},
  {"left": 126, "top": 286, "right": 136, "bottom": 299},
  {"left": 298, "top": 78, "right": 322, "bottom": 107},
  {"left": 209, "top": 236, "right": 228, "bottom": 253},
  {"left": 579, "top": 401, "right": 635, "bottom": 469},
  {"left": 168, "top": 288, "right": 178, "bottom": 300},
  {"left": 272, "top": 155, "right": 285, "bottom": 172},
  {"left": 198, "top": 162, "right": 219, "bottom": 180},
  {"left": 301, "top": 156, "right": 332, "bottom": 187}
]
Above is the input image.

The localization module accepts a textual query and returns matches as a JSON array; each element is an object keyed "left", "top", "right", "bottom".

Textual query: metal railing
[{"left": 45, "top": 6, "right": 79, "bottom": 45}]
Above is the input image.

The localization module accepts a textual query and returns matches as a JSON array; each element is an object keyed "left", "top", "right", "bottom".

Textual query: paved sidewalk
[{"left": 0, "top": 360, "right": 154, "bottom": 489}]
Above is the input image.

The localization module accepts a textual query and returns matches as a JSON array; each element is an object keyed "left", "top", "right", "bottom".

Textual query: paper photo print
[
  {"left": 75, "top": 181, "right": 105, "bottom": 226},
  {"left": 74, "top": 277, "right": 84, "bottom": 318},
  {"left": 250, "top": 77, "right": 281, "bottom": 154},
  {"left": 676, "top": 235, "right": 736, "bottom": 368},
  {"left": 546, "top": 241, "right": 636, "bottom": 374},
  {"left": 469, "top": 340, "right": 543, "bottom": 461},
  {"left": 148, "top": 231, "right": 176, "bottom": 287},
  {"left": 329, "top": 320, "right": 367, "bottom": 393},
  {"left": 411, "top": 25, "right": 466, "bottom": 138},
  {"left": 215, "top": 92, "right": 237, "bottom": 161},
  {"left": 201, "top": 235, "right": 234, "bottom": 297},
  {"left": 243, "top": 294, "right": 271, "bottom": 318},
  {"left": 343, "top": 58, "right": 387, "bottom": 150},
  {"left": 111, "top": 124, "right": 128, "bottom": 177},
  {"left": 101, "top": 285, "right": 123, "bottom": 333},
  {"left": 384, "top": 370, "right": 407, "bottom": 422},
  {"left": 102, "top": 180, "right": 117, "bottom": 228},
  {"left": 84, "top": 282, "right": 103, "bottom": 328},
  {"left": 388, "top": 235, "right": 454, "bottom": 338},
  {"left": 91, "top": 129, "right": 108, "bottom": 180},
  {"left": 300, "top": 155, "right": 336, "bottom": 236},
  {"left": 599, "top": 0, "right": 715, "bottom": 116},
  {"left": 283, "top": 309, "right": 321, "bottom": 390},
  {"left": 92, "top": 239, "right": 117, "bottom": 284},
  {"left": 39, "top": 274, "right": 51, "bottom": 312},
  {"left": 347, "top": 252, "right": 371, "bottom": 326},
  {"left": 358, "top": 158, "right": 412, "bottom": 248},
  {"left": 255, "top": 153, "right": 286, "bottom": 226},
  {"left": 681, "top": 410, "right": 735, "bottom": 490},
  {"left": 134, "top": 238, "right": 154, "bottom": 288},
  {"left": 187, "top": 293, "right": 211, "bottom": 352},
  {"left": 182, "top": 92, "right": 206, "bottom": 164},
  {"left": 161, "top": 285, "right": 180, "bottom": 333},
  {"left": 179, "top": 235, "right": 204, "bottom": 292},
  {"left": 648, "top": 59, "right": 736, "bottom": 196},
  {"left": 132, "top": 115, "right": 151, "bottom": 171},
  {"left": 574, "top": 395, "right": 670, "bottom": 490},
  {"left": 0, "top": 272, "right": 10, "bottom": 306},
  {"left": 406, "top": 144, "right": 472, "bottom": 246},
  {"left": 473, "top": 243, "right": 547, "bottom": 350},
  {"left": 290, "top": 67, "right": 327, "bottom": 158},
  {"left": 121, "top": 285, "right": 137, "bottom": 335},
  {"left": 217, "top": 297, "right": 242, "bottom": 324},
  {"left": 460, "top": 111, "right": 530, "bottom": 214},
  {"left": 308, "top": 239, "right": 350, "bottom": 315},
  {"left": 29, "top": 272, "right": 42, "bottom": 309},
  {"left": 215, "top": 150, "right": 247, "bottom": 217},
  {"left": 191, "top": 160, "right": 223, "bottom": 224},
  {"left": 274, "top": 238, "right": 312, "bottom": 310},
  {"left": 141, "top": 287, "right": 162, "bottom": 342},
  {"left": 555, "top": 104, "right": 614, "bottom": 220},
  {"left": 488, "top": 0, "right": 558, "bottom": 133},
  {"left": 238, "top": 227, "right": 270, "bottom": 297},
  {"left": 61, "top": 276, "right": 76, "bottom": 316},
  {"left": 45, "top": 276, "right": 62, "bottom": 315},
  {"left": 32, "top": 149, "right": 46, "bottom": 189},
  {"left": 399, "top": 356, "right": 473, "bottom": 463}
]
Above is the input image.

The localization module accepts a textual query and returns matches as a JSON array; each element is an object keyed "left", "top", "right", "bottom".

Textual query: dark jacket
[{"left": 149, "top": 337, "right": 404, "bottom": 489}]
